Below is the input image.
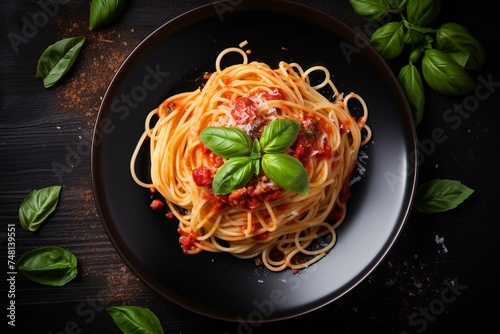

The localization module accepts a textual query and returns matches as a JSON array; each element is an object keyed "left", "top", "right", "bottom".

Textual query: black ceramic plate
[{"left": 91, "top": 0, "right": 417, "bottom": 322}]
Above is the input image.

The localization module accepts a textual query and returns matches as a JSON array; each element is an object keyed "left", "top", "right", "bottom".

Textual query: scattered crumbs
[
  {"left": 53, "top": 15, "right": 139, "bottom": 118},
  {"left": 353, "top": 307, "right": 358, "bottom": 313},
  {"left": 414, "top": 254, "right": 418, "bottom": 259},
  {"left": 435, "top": 164, "right": 439, "bottom": 168},
  {"left": 387, "top": 261, "right": 393, "bottom": 268},
  {"left": 257, "top": 279, "right": 264, "bottom": 283},
  {"left": 278, "top": 278, "right": 287, "bottom": 283},
  {"left": 281, "top": 46, "right": 288, "bottom": 51},
  {"left": 435, "top": 234, "right": 448, "bottom": 253},
  {"left": 239, "top": 40, "right": 248, "bottom": 48},
  {"left": 211, "top": 258, "right": 214, "bottom": 262},
  {"left": 56, "top": 126, "right": 61, "bottom": 129}
]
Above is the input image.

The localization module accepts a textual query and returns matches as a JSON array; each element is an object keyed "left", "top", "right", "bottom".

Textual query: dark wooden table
[{"left": 2, "top": 0, "right": 499, "bottom": 333}]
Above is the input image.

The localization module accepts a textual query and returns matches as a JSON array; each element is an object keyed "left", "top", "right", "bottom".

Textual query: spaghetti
[{"left": 130, "top": 46, "right": 371, "bottom": 272}]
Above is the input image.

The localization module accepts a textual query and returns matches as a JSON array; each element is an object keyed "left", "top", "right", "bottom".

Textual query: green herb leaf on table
[
  {"left": 398, "top": 63, "right": 425, "bottom": 126},
  {"left": 422, "top": 49, "right": 476, "bottom": 96},
  {"left": 89, "top": 0, "right": 128, "bottom": 30},
  {"left": 199, "top": 127, "right": 252, "bottom": 158},
  {"left": 370, "top": 21, "right": 405, "bottom": 60},
  {"left": 106, "top": 306, "right": 164, "bottom": 334},
  {"left": 349, "top": 0, "right": 390, "bottom": 22},
  {"left": 406, "top": 0, "right": 441, "bottom": 26},
  {"left": 436, "top": 22, "right": 486, "bottom": 70},
  {"left": 36, "top": 37, "right": 85, "bottom": 88},
  {"left": 262, "top": 154, "right": 309, "bottom": 195},
  {"left": 414, "top": 179, "right": 474, "bottom": 213},
  {"left": 16, "top": 246, "right": 78, "bottom": 286},
  {"left": 19, "top": 185, "right": 61, "bottom": 232}
]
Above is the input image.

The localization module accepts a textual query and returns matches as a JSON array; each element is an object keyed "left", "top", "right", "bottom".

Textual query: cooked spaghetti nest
[{"left": 131, "top": 46, "right": 370, "bottom": 272}]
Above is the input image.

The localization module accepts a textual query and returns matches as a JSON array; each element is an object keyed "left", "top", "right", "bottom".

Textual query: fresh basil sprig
[
  {"left": 36, "top": 37, "right": 85, "bottom": 88},
  {"left": 107, "top": 306, "right": 164, "bottom": 334},
  {"left": 199, "top": 119, "right": 308, "bottom": 195},
  {"left": 89, "top": 0, "right": 128, "bottom": 30},
  {"left": 19, "top": 185, "right": 61, "bottom": 232},
  {"left": 350, "top": 0, "right": 485, "bottom": 124},
  {"left": 414, "top": 179, "right": 474, "bottom": 213},
  {"left": 16, "top": 246, "right": 78, "bottom": 286}
]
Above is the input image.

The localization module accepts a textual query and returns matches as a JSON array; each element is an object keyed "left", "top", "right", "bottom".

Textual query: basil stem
[
  {"left": 36, "top": 37, "right": 85, "bottom": 88},
  {"left": 19, "top": 185, "right": 61, "bottom": 232},
  {"left": 16, "top": 246, "right": 78, "bottom": 286},
  {"left": 414, "top": 179, "right": 474, "bottom": 213},
  {"left": 199, "top": 127, "right": 252, "bottom": 158},
  {"left": 260, "top": 119, "right": 300, "bottom": 153},
  {"left": 262, "top": 154, "right": 309, "bottom": 195},
  {"left": 89, "top": 0, "right": 128, "bottom": 30},
  {"left": 107, "top": 306, "right": 164, "bottom": 334}
]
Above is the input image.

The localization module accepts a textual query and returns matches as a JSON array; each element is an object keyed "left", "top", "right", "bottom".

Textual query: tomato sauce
[{"left": 192, "top": 87, "right": 334, "bottom": 212}]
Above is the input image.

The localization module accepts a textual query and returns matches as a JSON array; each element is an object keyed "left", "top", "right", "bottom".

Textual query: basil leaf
[
  {"left": 436, "top": 23, "right": 486, "bottom": 70},
  {"left": 349, "top": 0, "right": 389, "bottom": 21},
  {"left": 406, "top": 0, "right": 441, "bottom": 26},
  {"left": 414, "top": 179, "right": 474, "bottom": 213},
  {"left": 199, "top": 127, "right": 251, "bottom": 158},
  {"left": 212, "top": 157, "right": 254, "bottom": 195},
  {"left": 398, "top": 63, "right": 425, "bottom": 126},
  {"left": 370, "top": 22, "right": 405, "bottom": 60},
  {"left": 89, "top": 0, "right": 128, "bottom": 30},
  {"left": 260, "top": 119, "right": 300, "bottom": 153},
  {"left": 19, "top": 185, "right": 61, "bottom": 232},
  {"left": 36, "top": 37, "right": 85, "bottom": 88},
  {"left": 16, "top": 246, "right": 77, "bottom": 286},
  {"left": 262, "top": 154, "right": 308, "bottom": 195},
  {"left": 107, "top": 306, "right": 164, "bottom": 334},
  {"left": 422, "top": 49, "right": 475, "bottom": 96}
]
